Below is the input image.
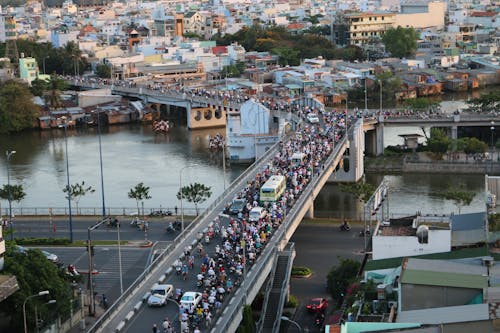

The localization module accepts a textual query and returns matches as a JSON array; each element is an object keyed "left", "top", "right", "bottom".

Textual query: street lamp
[
  {"left": 35, "top": 299, "right": 56, "bottom": 333},
  {"left": 23, "top": 290, "right": 50, "bottom": 333},
  {"left": 491, "top": 121, "right": 495, "bottom": 150},
  {"left": 97, "top": 110, "right": 106, "bottom": 217},
  {"left": 6, "top": 150, "right": 16, "bottom": 241},
  {"left": 379, "top": 79, "right": 383, "bottom": 113},
  {"left": 61, "top": 116, "right": 74, "bottom": 243},
  {"left": 364, "top": 78, "right": 368, "bottom": 111},
  {"left": 117, "top": 220, "right": 123, "bottom": 294},
  {"left": 42, "top": 56, "right": 49, "bottom": 75},
  {"left": 179, "top": 164, "right": 198, "bottom": 232},
  {"left": 281, "top": 316, "right": 303, "bottom": 333}
]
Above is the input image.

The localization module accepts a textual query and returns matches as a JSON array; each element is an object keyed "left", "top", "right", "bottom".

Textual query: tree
[
  {"left": 272, "top": 47, "right": 300, "bottom": 66},
  {"left": 0, "top": 184, "right": 26, "bottom": 203},
  {"left": 95, "top": 63, "right": 111, "bottom": 78},
  {"left": 0, "top": 245, "right": 73, "bottom": 332},
  {"left": 339, "top": 180, "right": 376, "bottom": 203},
  {"left": 382, "top": 26, "right": 419, "bottom": 58},
  {"left": 128, "top": 182, "right": 151, "bottom": 216},
  {"left": 30, "top": 78, "right": 48, "bottom": 97},
  {"left": 177, "top": 182, "right": 212, "bottom": 215},
  {"left": 457, "top": 137, "right": 488, "bottom": 155},
  {"left": 326, "top": 258, "right": 361, "bottom": 305},
  {"left": 46, "top": 74, "right": 68, "bottom": 110},
  {"left": 437, "top": 183, "right": 475, "bottom": 214},
  {"left": 425, "top": 128, "right": 450, "bottom": 159},
  {"left": 0, "top": 80, "right": 40, "bottom": 134},
  {"left": 403, "top": 98, "right": 439, "bottom": 111},
  {"left": 467, "top": 91, "right": 500, "bottom": 113},
  {"left": 62, "top": 181, "right": 95, "bottom": 212}
]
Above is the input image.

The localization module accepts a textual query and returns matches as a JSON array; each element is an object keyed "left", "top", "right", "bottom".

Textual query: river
[{"left": 0, "top": 121, "right": 487, "bottom": 218}]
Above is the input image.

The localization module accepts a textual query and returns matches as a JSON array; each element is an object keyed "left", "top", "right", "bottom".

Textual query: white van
[
  {"left": 291, "top": 152, "right": 306, "bottom": 166},
  {"left": 249, "top": 207, "right": 267, "bottom": 222}
]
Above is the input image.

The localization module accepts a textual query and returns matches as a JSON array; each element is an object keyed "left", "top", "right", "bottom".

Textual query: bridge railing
[{"left": 211, "top": 136, "right": 348, "bottom": 332}]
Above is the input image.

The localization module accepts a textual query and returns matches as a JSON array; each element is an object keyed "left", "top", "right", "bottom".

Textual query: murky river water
[{"left": 0, "top": 122, "right": 486, "bottom": 218}]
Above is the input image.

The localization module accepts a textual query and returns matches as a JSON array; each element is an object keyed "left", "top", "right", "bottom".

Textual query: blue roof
[
  {"left": 340, "top": 322, "right": 421, "bottom": 333},
  {"left": 451, "top": 212, "right": 485, "bottom": 231}
]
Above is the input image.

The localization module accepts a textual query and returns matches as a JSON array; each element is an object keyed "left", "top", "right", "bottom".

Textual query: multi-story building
[
  {"left": 395, "top": 1, "right": 446, "bottom": 30},
  {"left": 19, "top": 55, "right": 39, "bottom": 84},
  {"left": 344, "top": 11, "right": 396, "bottom": 46}
]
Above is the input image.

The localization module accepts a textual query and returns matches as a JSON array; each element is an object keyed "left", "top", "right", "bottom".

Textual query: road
[
  {"left": 36, "top": 246, "right": 151, "bottom": 304},
  {"left": 11, "top": 216, "right": 186, "bottom": 242},
  {"left": 289, "top": 223, "right": 365, "bottom": 333}
]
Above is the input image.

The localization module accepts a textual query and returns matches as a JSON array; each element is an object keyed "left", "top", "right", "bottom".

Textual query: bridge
[
  {"left": 85, "top": 115, "right": 362, "bottom": 333},
  {"left": 70, "top": 80, "right": 500, "bottom": 158}
]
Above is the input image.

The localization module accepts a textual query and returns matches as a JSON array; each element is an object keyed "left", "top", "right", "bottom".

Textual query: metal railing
[{"left": 0, "top": 207, "right": 200, "bottom": 217}]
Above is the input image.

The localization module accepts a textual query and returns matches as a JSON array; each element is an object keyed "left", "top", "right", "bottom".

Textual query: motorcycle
[
  {"left": 339, "top": 223, "right": 351, "bottom": 231},
  {"left": 166, "top": 224, "right": 176, "bottom": 233},
  {"left": 359, "top": 228, "right": 371, "bottom": 237},
  {"left": 315, "top": 313, "right": 325, "bottom": 327},
  {"left": 149, "top": 210, "right": 173, "bottom": 217}
]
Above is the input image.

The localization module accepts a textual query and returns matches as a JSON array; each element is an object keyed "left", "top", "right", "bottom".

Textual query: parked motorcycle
[
  {"left": 359, "top": 228, "right": 371, "bottom": 237},
  {"left": 339, "top": 223, "right": 351, "bottom": 232}
]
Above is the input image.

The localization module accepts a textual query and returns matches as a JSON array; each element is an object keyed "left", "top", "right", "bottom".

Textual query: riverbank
[{"left": 365, "top": 153, "right": 500, "bottom": 175}]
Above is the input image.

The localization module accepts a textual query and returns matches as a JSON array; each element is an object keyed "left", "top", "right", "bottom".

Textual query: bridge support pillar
[
  {"left": 451, "top": 126, "right": 458, "bottom": 151},
  {"left": 376, "top": 117, "right": 384, "bottom": 156},
  {"left": 305, "top": 203, "right": 314, "bottom": 219}
]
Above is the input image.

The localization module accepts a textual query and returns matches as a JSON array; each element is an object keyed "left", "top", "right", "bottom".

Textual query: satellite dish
[{"left": 416, "top": 225, "right": 429, "bottom": 244}]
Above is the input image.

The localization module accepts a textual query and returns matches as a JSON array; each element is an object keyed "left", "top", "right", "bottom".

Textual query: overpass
[{"left": 85, "top": 115, "right": 360, "bottom": 333}]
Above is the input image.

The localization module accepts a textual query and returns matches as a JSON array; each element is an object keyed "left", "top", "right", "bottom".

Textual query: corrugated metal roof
[
  {"left": 340, "top": 322, "right": 421, "bottom": 333},
  {"left": 397, "top": 304, "right": 490, "bottom": 324},
  {"left": 401, "top": 269, "right": 488, "bottom": 289},
  {"left": 451, "top": 212, "right": 486, "bottom": 231},
  {"left": 406, "top": 258, "right": 487, "bottom": 275}
]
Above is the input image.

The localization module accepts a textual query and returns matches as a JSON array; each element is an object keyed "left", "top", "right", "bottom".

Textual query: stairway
[{"left": 259, "top": 243, "right": 295, "bottom": 333}]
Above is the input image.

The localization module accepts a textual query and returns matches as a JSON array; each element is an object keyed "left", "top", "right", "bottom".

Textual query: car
[
  {"left": 306, "top": 113, "right": 320, "bottom": 124},
  {"left": 306, "top": 298, "right": 328, "bottom": 313},
  {"left": 147, "top": 284, "right": 174, "bottom": 307},
  {"left": 230, "top": 198, "right": 246, "bottom": 215},
  {"left": 249, "top": 207, "right": 267, "bottom": 222},
  {"left": 15, "top": 246, "right": 59, "bottom": 264},
  {"left": 180, "top": 291, "right": 202, "bottom": 308},
  {"left": 149, "top": 210, "right": 173, "bottom": 217}
]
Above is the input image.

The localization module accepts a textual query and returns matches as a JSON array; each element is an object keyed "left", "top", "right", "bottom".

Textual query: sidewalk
[{"left": 67, "top": 304, "right": 107, "bottom": 333}]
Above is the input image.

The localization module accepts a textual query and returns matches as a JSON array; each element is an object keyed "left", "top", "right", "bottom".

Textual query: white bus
[{"left": 260, "top": 175, "right": 286, "bottom": 202}]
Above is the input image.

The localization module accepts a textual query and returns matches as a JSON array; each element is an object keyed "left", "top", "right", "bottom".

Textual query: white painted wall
[{"left": 372, "top": 229, "right": 451, "bottom": 260}]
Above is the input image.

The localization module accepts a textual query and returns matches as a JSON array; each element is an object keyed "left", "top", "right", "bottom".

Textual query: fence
[{"left": 0, "top": 206, "right": 201, "bottom": 217}]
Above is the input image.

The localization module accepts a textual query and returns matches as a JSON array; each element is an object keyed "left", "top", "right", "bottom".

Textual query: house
[{"left": 372, "top": 215, "right": 451, "bottom": 260}]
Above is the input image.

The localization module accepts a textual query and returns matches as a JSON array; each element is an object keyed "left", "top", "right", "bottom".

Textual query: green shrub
[
  {"left": 291, "top": 266, "right": 312, "bottom": 276},
  {"left": 285, "top": 294, "right": 299, "bottom": 308},
  {"left": 16, "top": 237, "right": 71, "bottom": 246}
]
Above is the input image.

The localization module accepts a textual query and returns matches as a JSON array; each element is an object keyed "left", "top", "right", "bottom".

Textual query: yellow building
[
  {"left": 345, "top": 12, "right": 396, "bottom": 46},
  {"left": 395, "top": 1, "right": 446, "bottom": 30}
]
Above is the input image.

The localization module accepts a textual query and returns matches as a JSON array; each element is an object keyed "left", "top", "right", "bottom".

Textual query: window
[{"left": 381, "top": 16, "right": 384, "bottom": 20}]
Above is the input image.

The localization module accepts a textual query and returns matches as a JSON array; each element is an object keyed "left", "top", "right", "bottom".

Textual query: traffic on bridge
[{"left": 86, "top": 89, "right": 355, "bottom": 333}]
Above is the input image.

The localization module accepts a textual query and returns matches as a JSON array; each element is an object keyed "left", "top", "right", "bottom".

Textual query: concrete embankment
[{"left": 365, "top": 155, "right": 500, "bottom": 175}]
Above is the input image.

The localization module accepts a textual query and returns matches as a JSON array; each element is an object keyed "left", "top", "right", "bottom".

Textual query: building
[
  {"left": 395, "top": 1, "right": 446, "bottom": 30},
  {"left": 19, "top": 55, "right": 38, "bottom": 84},
  {"left": 372, "top": 215, "right": 451, "bottom": 260},
  {"left": 344, "top": 11, "right": 396, "bottom": 46}
]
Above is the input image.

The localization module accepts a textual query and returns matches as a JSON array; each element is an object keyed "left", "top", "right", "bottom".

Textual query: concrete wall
[
  {"left": 442, "top": 320, "right": 494, "bottom": 333},
  {"left": 77, "top": 89, "right": 121, "bottom": 108},
  {"left": 401, "top": 284, "right": 481, "bottom": 311},
  {"left": 404, "top": 161, "right": 500, "bottom": 175},
  {"left": 188, "top": 106, "right": 226, "bottom": 129},
  {"left": 395, "top": 1, "right": 446, "bottom": 29},
  {"left": 372, "top": 230, "right": 451, "bottom": 260},
  {"left": 330, "top": 119, "right": 364, "bottom": 182}
]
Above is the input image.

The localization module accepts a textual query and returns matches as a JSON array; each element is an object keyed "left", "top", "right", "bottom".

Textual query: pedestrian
[
  {"left": 162, "top": 318, "right": 170, "bottom": 333},
  {"left": 175, "top": 206, "right": 178, "bottom": 215},
  {"left": 152, "top": 323, "right": 158, "bottom": 333}
]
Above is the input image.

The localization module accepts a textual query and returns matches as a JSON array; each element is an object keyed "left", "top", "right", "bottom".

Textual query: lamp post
[
  {"left": 281, "top": 316, "right": 303, "bottom": 333},
  {"left": 87, "top": 217, "right": 111, "bottom": 316},
  {"left": 61, "top": 116, "right": 74, "bottom": 243},
  {"left": 222, "top": 142, "right": 227, "bottom": 190},
  {"left": 23, "top": 290, "right": 49, "bottom": 333},
  {"left": 491, "top": 121, "right": 495, "bottom": 150},
  {"left": 117, "top": 220, "right": 123, "bottom": 294},
  {"left": 34, "top": 299, "right": 56, "bottom": 333},
  {"left": 379, "top": 79, "right": 383, "bottom": 113},
  {"left": 6, "top": 150, "right": 16, "bottom": 241},
  {"left": 364, "top": 78, "right": 368, "bottom": 111},
  {"left": 42, "top": 56, "right": 49, "bottom": 75},
  {"left": 97, "top": 110, "right": 106, "bottom": 217},
  {"left": 179, "top": 164, "right": 198, "bottom": 232}
]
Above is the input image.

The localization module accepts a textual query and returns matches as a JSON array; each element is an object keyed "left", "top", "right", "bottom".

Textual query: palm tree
[
  {"left": 176, "top": 183, "right": 212, "bottom": 215},
  {"left": 128, "top": 182, "right": 152, "bottom": 216},
  {"left": 46, "top": 74, "right": 68, "bottom": 110}
]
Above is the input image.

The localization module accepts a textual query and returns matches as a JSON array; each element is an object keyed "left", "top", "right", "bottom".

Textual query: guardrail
[
  {"left": 0, "top": 207, "right": 200, "bottom": 217},
  {"left": 86, "top": 135, "right": 283, "bottom": 333},
  {"left": 212, "top": 136, "right": 348, "bottom": 332}
]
